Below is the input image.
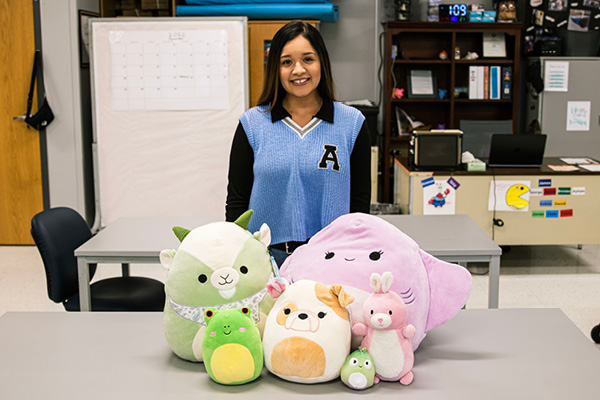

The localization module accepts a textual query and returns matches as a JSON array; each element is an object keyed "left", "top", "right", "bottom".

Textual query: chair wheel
[{"left": 592, "top": 324, "right": 600, "bottom": 344}]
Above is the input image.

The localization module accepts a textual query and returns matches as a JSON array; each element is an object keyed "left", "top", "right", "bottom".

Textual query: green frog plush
[
  {"left": 160, "top": 210, "right": 273, "bottom": 362},
  {"left": 202, "top": 307, "right": 263, "bottom": 385},
  {"left": 340, "top": 347, "right": 376, "bottom": 390}
]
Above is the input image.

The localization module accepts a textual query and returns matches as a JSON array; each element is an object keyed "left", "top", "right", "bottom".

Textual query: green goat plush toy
[
  {"left": 160, "top": 210, "right": 272, "bottom": 362},
  {"left": 202, "top": 307, "right": 263, "bottom": 385}
]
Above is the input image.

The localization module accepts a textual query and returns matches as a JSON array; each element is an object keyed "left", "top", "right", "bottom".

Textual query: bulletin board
[{"left": 90, "top": 18, "right": 248, "bottom": 228}]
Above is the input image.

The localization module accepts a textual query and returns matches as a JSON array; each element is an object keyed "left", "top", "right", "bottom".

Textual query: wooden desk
[
  {"left": 394, "top": 157, "right": 600, "bottom": 246},
  {"left": 1, "top": 309, "right": 598, "bottom": 399}
]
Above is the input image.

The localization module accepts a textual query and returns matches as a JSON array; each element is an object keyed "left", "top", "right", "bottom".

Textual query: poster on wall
[
  {"left": 488, "top": 180, "right": 532, "bottom": 212},
  {"left": 423, "top": 180, "right": 456, "bottom": 215},
  {"left": 566, "top": 101, "right": 591, "bottom": 131},
  {"left": 543, "top": 60, "right": 569, "bottom": 91}
]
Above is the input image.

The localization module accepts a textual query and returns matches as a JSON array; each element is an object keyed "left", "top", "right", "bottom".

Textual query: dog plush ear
[
  {"left": 330, "top": 284, "right": 355, "bottom": 308},
  {"left": 267, "top": 277, "right": 288, "bottom": 298}
]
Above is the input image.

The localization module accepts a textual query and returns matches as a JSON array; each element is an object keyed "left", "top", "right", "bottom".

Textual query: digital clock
[{"left": 439, "top": 4, "right": 468, "bottom": 22}]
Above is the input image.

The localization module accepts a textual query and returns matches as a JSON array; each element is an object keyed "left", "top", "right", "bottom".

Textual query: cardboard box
[{"left": 141, "top": 0, "right": 169, "bottom": 10}]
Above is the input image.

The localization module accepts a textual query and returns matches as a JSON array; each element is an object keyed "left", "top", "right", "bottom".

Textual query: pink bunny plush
[{"left": 352, "top": 272, "right": 415, "bottom": 385}]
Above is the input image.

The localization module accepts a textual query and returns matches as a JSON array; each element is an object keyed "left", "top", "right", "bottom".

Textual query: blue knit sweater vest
[{"left": 240, "top": 102, "right": 364, "bottom": 244}]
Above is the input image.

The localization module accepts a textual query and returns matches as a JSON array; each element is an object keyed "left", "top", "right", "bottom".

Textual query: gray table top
[
  {"left": 75, "top": 214, "right": 500, "bottom": 259},
  {"left": 380, "top": 214, "right": 501, "bottom": 256},
  {"left": 75, "top": 216, "right": 217, "bottom": 258},
  {"left": 1, "top": 309, "right": 598, "bottom": 399}
]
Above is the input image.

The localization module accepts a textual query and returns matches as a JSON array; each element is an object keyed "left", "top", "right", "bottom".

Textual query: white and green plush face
[
  {"left": 340, "top": 348, "right": 375, "bottom": 390},
  {"left": 161, "top": 220, "right": 272, "bottom": 307}
]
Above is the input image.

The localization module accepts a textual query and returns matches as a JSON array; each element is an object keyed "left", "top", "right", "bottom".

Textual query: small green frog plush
[
  {"left": 202, "top": 307, "right": 263, "bottom": 385},
  {"left": 340, "top": 347, "right": 375, "bottom": 390}
]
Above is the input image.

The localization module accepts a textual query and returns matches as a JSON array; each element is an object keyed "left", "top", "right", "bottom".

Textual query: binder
[
  {"left": 501, "top": 66, "right": 512, "bottom": 100},
  {"left": 476, "top": 66, "right": 485, "bottom": 99},
  {"left": 469, "top": 66, "right": 477, "bottom": 99},
  {"left": 490, "top": 66, "right": 501, "bottom": 100},
  {"left": 483, "top": 66, "right": 489, "bottom": 99}
]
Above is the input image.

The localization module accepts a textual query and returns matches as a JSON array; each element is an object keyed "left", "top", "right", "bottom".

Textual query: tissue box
[
  {"left": 482, "top": 11, "right": 497, "bottom": 22},
  {"left": 469, "top": 11, "right": 482, "bottom": 22},
  {"left": 466, "top": 159, "right": 486, "bottom": 172}
]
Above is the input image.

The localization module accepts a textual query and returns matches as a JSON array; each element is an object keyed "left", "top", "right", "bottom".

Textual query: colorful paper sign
[
  {"left": 532, "top": 210, "right": 545, "bottom": 218},
  {"left": 560, "top": 209, "right": 573, "bottom": 217},
  {"left": 557, "top": 187, "right": 571, "bottom": 195},
  {"left": 543, "top": 188, "right": 557, "bottom": 196},
  {"left": 423, "top": 180, "right": 455, "bottom": 215},
  {"left": 546, "top": 210, "right": 559, "bottom": 218},
  {"left": 540, "top": 200, "right": 553, "bottom": 207},
  {"left": 572, "top": 187, "right": 586, "bottom": 195},
  {"left": 488, "top": 180, "right": 531, "bottom": 212},
  {"left": 530, "top": 188, "right": 543, "bottom": 196},
  {"left": 554, "top": 200, "right": 567, "bottom": 206},
  {"left": 447, "top": 177, "right": 460, "bottom": 190},
  {"left": 538, "top": 179, "right": 552, "bottom": 187},
  {"left": 421, "top": 177, "right": 435, "bottom": 187}
]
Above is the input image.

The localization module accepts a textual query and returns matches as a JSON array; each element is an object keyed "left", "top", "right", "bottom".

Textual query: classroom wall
[
  {"left": 39, "top": 0, "right": 97, "bottom": 224},
  {"left": 320, "top": 1, "right": 380, "bottom": 103}
]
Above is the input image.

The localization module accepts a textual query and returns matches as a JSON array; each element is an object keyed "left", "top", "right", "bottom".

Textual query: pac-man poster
[
  {"left": 488, "top": 180, "right": 532, "bottom": 212},
  {"left": 423, "top": 180, "right": 456, "bottom": 215}
]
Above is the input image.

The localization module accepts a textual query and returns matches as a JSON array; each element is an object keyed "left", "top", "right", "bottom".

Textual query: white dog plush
[{"left": 262, "top": 278, "right": 355, "bottom": 384}]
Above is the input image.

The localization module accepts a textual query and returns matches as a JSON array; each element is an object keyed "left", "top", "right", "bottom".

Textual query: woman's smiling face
[{"left": 279, "top": 35, "right": 321, "bottom": 100}]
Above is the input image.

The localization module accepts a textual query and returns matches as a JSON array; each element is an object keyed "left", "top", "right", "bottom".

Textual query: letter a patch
[{"left": 318, "top": 144, "right": 340, "bottom": 172}]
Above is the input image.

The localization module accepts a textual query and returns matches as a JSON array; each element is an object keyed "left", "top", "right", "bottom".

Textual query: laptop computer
[{"left": 487, "top": 134, "right": 547, "bottom": 168}]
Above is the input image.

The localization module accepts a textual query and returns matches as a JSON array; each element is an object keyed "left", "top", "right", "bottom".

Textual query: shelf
[
  {"left": 382, "top": 22, "right": 522, "bottom": 203},
  {"left": 392, "top": 98, "right": 451, "bottom": 103},
  {"left": 455, "top": 59, "right": 514, "bottom": 65},
  {"left": 454, "top": 99, "right": 512, "bottom": 103},
  {"left": 394, "top": 59, "right": 451, "bottom": 64}
]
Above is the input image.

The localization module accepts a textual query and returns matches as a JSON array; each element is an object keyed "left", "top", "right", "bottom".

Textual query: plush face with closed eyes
[
  {"left": 262, "top": 279, "right": 354, "bottom": 384},
  {"left": 279, "top": 212, "right": 472, "bottom": 350}
]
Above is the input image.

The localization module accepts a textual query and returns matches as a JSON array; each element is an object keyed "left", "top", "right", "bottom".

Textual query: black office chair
[
  {"left": 31, "top": 207, "right": 165, "bottom": 311},
  {"left": 592, "top": 324, "right": 600, "bottom": 344}
]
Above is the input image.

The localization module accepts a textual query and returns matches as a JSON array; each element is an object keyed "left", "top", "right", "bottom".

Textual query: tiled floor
[{"left": 1, "top": 244, "right": 599, "bottom": 348}]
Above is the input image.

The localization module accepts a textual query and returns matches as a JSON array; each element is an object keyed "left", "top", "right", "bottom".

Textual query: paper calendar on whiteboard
[{"left": 109, "top": 29, "right": 229, "bottom": 110}]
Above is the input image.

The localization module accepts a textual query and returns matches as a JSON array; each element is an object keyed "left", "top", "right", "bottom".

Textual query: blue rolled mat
[
  {"left": 176, "top": 4, "right": 339, "bottom": 23},
  {"left": 185, "top": 0, "right": 328, "bottom": 4}
]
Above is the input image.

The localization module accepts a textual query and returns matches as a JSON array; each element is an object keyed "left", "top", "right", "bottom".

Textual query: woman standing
[{"left": 226, "top": 20, "right": 371, "bottom": 266}]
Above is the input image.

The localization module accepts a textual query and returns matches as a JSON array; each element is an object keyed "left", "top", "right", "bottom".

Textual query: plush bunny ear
[
  {"left": 267, "top": 277, "right": 288, "bottom": 298},
  {"left": 370, "top": 272, "right": 382, "bottom": 293},
  {"left": 380, "top": 271, "right": 394, "bottom": 293}
]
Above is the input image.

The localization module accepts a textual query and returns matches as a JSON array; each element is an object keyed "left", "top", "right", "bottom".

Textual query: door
[{"left": 0, "top": 0, "right": 44, "bottom": 244}]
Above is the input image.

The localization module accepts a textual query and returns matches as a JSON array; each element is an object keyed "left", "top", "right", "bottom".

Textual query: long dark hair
[{"left": 257, "top": 20, "right": 336, "bottom": 109}]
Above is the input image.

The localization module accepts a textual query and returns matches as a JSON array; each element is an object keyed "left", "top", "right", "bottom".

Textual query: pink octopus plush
[
  {"left": 353, "top": 272, "right": 415, "bottom": 385},
  {"left": 279, "top": 212, "right": 472, "bottom": 350}
]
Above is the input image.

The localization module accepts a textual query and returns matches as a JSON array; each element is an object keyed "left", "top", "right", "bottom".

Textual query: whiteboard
[{"left": 90, "top": 18, "right": 248, "bottom": 228}]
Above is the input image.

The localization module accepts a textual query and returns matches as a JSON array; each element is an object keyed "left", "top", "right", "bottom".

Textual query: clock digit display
[{"left": 439, "top": 4, "right": 468, "bottom": 22}]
